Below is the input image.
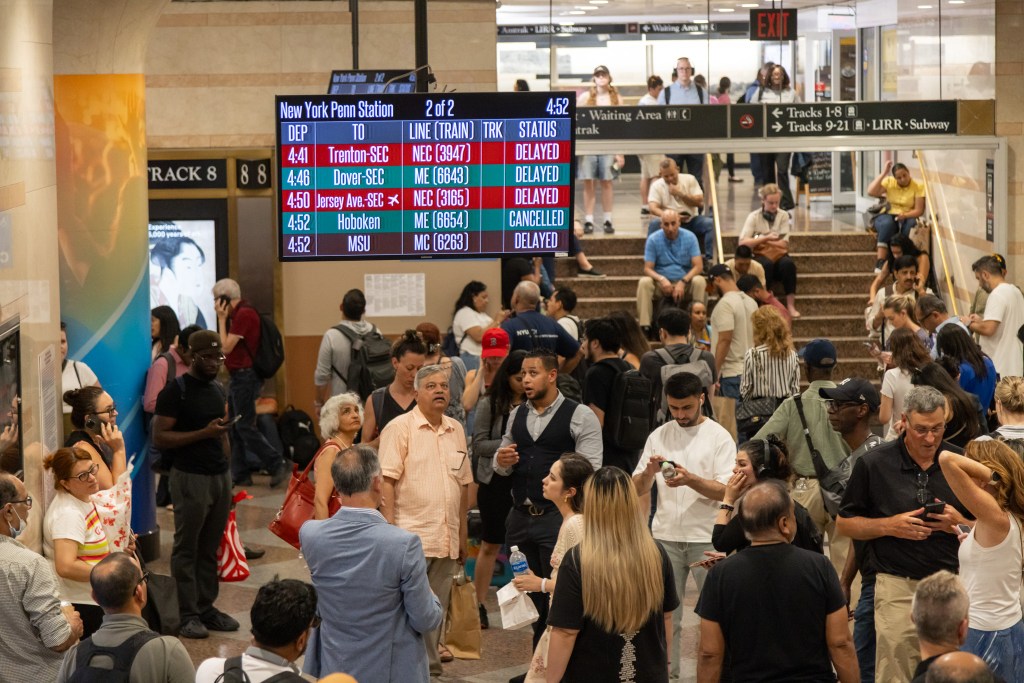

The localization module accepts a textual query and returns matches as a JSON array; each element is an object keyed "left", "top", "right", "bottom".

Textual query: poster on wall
[{"left": 148, "top": 220, "right": 218, "bottom": 330}]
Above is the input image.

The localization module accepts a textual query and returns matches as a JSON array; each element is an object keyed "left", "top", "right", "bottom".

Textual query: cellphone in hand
[
  {"left": 956, "top": 524, "right": 972, "bottom": 535},
  {"left": 922, "top": 501, "right": 946, "bottom": 517},
  {"left": 223, "top": 414, "right": 243, "bottom": 426}
]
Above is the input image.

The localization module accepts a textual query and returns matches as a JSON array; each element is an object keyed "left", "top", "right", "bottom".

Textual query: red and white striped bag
[{"left": 217, "top": 490, "right": 251, "bottom": 582}]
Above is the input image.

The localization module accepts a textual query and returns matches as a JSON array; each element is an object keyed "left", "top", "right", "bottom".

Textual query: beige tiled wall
[
  {"left": 144, "top": 1, "right": 498, "bottom": 149},
  {"left": 996, "top": 0, "right": 1024, "bottom": 279}
]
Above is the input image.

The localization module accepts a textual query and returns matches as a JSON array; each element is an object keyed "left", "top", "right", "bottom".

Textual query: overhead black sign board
[
  {"left": 749, "top": 9, "right": 797, "bottom": 41},
  {"left": 575, "top": 106, "right": 728, "bottom": 141},
  {"left": 148, "top": 159, "right": 227, "bottom": 190},
  {"left": 236, "top": 159, "right": 272, "bottom": 190},
  {"left": 765, "top": 101, "right": 958, "bottom": 138},
  {"left": 730, "top": 105, "right": 765, "bottom": 139},
  {"left": 499, "top": 22, "right": 748, "bottom": 36}
]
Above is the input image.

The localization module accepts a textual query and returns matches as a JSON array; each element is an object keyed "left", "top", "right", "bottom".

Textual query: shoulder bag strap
[
  {"left": 73, "top": 361, "right": 83, "bottom": 387},
  {"left": 372, "top": 387, "right": 386, "bottom": 427},
  {"left": 794, "top": 396, "right": 831, "bottom": 479},
  {"left": 656, "top": 347, "right": 674, "bottom": 365}
]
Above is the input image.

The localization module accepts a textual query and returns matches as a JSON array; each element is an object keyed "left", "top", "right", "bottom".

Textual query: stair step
[
  {"left": 560, "top": 271, "right": 876, "bottom": 298},
  {"left": 581, "top": 231, "right": 876, "bottom": 257},
  {"left": 556, "top": 251, "right": 877, "bottom": 278}
]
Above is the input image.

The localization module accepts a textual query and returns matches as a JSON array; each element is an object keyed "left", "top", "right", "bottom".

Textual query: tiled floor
[{"left": 151, "top": 474, "right": 705, "bottom": 682}]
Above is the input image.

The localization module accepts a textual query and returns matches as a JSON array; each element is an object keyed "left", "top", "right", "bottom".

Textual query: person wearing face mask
[
  {"left": 739, "top": 183, "right": 800, "bottom": 319},
  {"left": 152, "top": 329, "right": 236, "bottom": 640},
  {"left": 0, "top": 472, "right": 84, "bottom": 681},
  {"left": 43, "top": 447, "right": 124, "bottom": 638},
  {"left": 631, "top": 371, "right": 734, "bottom": 681},
  {"left": 62, "top": 386, "right": 127, "bottom": 491}
]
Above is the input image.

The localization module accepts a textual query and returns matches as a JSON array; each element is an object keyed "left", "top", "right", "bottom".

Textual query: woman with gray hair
[{"left": 313, "top": 392, "right": 363, "bottom": 520}]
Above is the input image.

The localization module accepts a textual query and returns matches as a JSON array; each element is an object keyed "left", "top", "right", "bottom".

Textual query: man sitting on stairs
[{"left": 636, "top": 208, "right": 707, "bottom": 340}]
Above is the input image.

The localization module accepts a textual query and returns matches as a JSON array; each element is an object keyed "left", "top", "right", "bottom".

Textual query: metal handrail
[
  {"left": 915, "top": 150, "right": 959, "bottom": 316},
  {"left": 706, "top": 152, "right": 724, "bottom": 263}
]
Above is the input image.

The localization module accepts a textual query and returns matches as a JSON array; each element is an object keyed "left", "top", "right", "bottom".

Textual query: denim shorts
[{"left": 577, "top": 154, "right": 615, "bottom": 181}]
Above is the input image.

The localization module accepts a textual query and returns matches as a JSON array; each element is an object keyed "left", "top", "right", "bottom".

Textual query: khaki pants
[
  {"left": 425, "top": 557, "right": 458, "bottom": 676},
  {"left": 875, "top": 573, "right": 920, "bottom": 683},
  {"left": 791, "top": 477, "right": 851, "bottom": 578},
  {"left": 636, "top": 275, "right": 707, "bottom": 327}
]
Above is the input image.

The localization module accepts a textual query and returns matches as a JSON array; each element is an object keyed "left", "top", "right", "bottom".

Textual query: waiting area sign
[{"left": 574, "top": 100, "right": 979, "bottom": 141}]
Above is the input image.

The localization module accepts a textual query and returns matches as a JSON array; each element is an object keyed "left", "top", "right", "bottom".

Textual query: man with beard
[
  {"left": 961, "top": 254, "right": 1024, "bottom": 378},
  {"left": 493, "top": 349, "right": 602, "bottom": 646},
  {"left": 153, "top": 330, "right": 236, "bottom": 640},
  {"left": 631, "top": 371, "right": 734, "bottom": 681}
]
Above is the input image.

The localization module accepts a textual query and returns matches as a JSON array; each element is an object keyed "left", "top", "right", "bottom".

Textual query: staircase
[{"left": 556, "top": 232, "right": 881, "bottom": 383}]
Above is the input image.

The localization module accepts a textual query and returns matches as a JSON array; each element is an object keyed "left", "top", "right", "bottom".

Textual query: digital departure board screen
[
  {"left": 327, "top": 70, "right": 417, "bottom": 95},
  {"left": 275, "top": 92, "right": 575, "bottom": 261}
]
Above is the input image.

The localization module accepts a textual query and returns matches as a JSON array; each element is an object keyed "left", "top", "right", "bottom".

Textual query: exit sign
[{"left": 749, "top": 9, "right": 797, "bottom": 41}]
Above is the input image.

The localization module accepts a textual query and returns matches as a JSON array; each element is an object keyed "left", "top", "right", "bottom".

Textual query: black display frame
[{"left": 275, "top": 91, "right": 577, "bottom": 262}]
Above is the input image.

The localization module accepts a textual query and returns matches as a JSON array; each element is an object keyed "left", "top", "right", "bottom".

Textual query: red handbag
[{"left": 268, "top": 442, "right": 342, "bottom": 549}]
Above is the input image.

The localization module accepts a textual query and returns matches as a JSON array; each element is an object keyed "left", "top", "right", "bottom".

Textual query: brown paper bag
[
  {"left": 711, "top": 395, "right": 737, "bottom": 441},
  {"left": 445, "top": 569, "right": 481, "bottom": 659}
]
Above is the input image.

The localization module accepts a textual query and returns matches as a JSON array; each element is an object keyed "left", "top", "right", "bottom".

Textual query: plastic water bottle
[{"left": 509, "top": 545, "right": 529, "bottom": 576}]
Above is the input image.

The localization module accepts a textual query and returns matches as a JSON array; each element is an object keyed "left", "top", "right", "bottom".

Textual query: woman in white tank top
[{"left": 939, "top": 439, "right": 1024, "bottom": 680}]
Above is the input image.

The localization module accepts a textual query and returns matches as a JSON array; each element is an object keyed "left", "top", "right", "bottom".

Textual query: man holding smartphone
[
  {"left": 153, "top": 330, "right": 238, "bottom": 640},
  {"left": 837, "top": 385, "right": 971, "bottom": 683},
  {"left": 212, "top": 278, "right": 288, "bottom": 488}
]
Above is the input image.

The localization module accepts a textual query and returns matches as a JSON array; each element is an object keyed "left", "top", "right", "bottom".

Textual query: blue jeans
[
  {"left": 229, "top": 367, "right": 284, "bottom": 483},
  {"left": 853, "top": 575, "right": 876, "bottom": 683},
  {"left": 661, "top": 540, "right": 713, "bottom": 679},
  {"left": 719, "top": 375, "right": 741, "bottom": 400},
  {"left": 647, "top": 215, "right": 714, "bottom": 260},
  {"left": 964, "top": 621, "right": 1024, "bottom": 681},
  {"left": 874, "top": 214, "right": 917, "bottom": 249}
]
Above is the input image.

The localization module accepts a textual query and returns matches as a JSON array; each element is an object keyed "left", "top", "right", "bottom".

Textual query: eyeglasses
[
  {"left": 825, "top": 401, "right": 861, "bottom": 414},
  {"left": 69, "top": 464, "right": 100, "bottom": 483},
  {"left": 906, "top": 421, "right": 946, "bottom": 438},
  {"left": 452, "top": 451, "right": 468, "bottom": 472},
  {"left": 311, "top": 614, "right": 322, "bottom": 629},
  {"left": 136, "top": 571, "right": 150, "bottom": 589},
  {"left": 10, "top": 495, "right": 32, "bottom": 508},
  {"left": 916, "top": 471, "right": 931, "bottom": 505},
  {"left": 91, "top": 405, "right": 117, "bottom": 416}
]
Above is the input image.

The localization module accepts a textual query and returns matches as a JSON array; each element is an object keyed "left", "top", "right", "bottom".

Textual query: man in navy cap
[{"left": 753, "top": 338, "right": 853, "bottom": 579}]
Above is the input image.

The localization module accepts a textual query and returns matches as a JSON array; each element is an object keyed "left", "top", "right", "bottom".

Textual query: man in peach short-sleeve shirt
[{"left": 380, "top": 364, "right": 471, "bottom": 678}]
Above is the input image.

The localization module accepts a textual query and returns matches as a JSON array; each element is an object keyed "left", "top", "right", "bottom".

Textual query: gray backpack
[{"left": 655, "top": 346, "right": 714, "bottom": 423}]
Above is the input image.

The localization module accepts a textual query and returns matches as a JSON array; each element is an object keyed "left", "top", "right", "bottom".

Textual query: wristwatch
[{"left": 719, "top": 503, "right": 735, "bottom": 511}]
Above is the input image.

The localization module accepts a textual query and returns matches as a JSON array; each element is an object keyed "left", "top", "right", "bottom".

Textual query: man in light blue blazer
[{"left": 300, "top": 444, "right": 443, "bottom": 683}]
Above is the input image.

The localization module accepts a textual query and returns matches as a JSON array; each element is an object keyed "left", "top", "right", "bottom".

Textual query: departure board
[{"left": 276, "top": 92, "right": 575, "bottom": 261}]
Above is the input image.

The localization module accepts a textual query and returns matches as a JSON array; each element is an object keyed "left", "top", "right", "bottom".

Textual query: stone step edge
[{"left": 572, "top": 251, "right": 875, "bottom": 259}]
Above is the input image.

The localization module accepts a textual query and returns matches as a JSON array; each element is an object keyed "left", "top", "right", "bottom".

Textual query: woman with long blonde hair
[
  {"left": 939, "top": 440, "right": 1024, "bottom": 679},
  {"left": 545, "top": 467, "right": 678, "bottom": 682},
  {"left": 737, "top": 306, "right": 798, "bottom": 439}
]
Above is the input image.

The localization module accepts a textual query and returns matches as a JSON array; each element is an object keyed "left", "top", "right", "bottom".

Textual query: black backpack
[
  {"left": 240, "top": 304, "right": 285, "bottom": 379},
  {"left": 603, "top": 361, "right": 653, "bottom": 451},
  {"left": 664, "top": 83, "right": 704, "bottom": 104},
  {"left": 214, "top": 655, "right": 306, "bottom": 683},
  {"left": 277, "top": 405, "right": 320, "bottom": 469},
  {"left": 441, "top": 327, "right": 465, "bottom": 358},
  {"left": 68, "top": 630, "right": 159, "bottom": 683},
  {"left": 334, "top": 325, "right": 394, "bottom": 400}
]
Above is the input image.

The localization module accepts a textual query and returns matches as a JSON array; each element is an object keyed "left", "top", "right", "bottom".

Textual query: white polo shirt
[{"left": 633, "top": 417, "right": 736, "bottom": 543}]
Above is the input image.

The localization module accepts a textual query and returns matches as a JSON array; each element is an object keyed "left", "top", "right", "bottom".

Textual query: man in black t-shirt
[
  {"left": 696, "top": 480, "right": 859, "bottom": 683},
  {"left": 837, "top": 385, "right": 970, "bottom": 683},
  {"left": 153, "top": 330, "right": 236, "bottom": 641},
  {"left": 582, "top": 317, "right": 640, "bottom": 473}
]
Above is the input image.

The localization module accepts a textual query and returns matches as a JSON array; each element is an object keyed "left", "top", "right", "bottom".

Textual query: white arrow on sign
[
  {"left": 772, "top": 122, "right": 783, "bottom": 132},
  {"left": 772, "top": 107, "right": 783, "bottom": 118},
  {"left": 643, "top": 24, "right": 652, "bottom": 31}
]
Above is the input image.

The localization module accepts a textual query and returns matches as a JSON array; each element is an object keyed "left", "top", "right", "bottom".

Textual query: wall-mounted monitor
[
  {"left": 276, "top": 92, "right": 575, "bottom": 261},
  {"left": 327, "top": 70, "right": 418, "bottom": 95},
  {"left": 148, "top": 199, "right": 229, "bottom": 330},
  {"left": 0, "top": 317, "right": 21, "bottom": 476}
]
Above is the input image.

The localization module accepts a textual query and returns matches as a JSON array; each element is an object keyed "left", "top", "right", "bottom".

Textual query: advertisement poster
[{"left": 149, "top": 220, "right": 218, "bottom": 330}]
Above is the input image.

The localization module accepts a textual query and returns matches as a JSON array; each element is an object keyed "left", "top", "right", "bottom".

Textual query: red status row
[
  {"left": 282, "top": 185, "right": 570, "bottom": 212},
  {"left": 281, "top": 141, "right": 572, "bottom": 167}
]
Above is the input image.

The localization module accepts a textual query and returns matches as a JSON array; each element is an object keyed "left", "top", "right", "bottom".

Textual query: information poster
[{"left": 276, "top": 92, "right": 575, "bottom": 261}]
